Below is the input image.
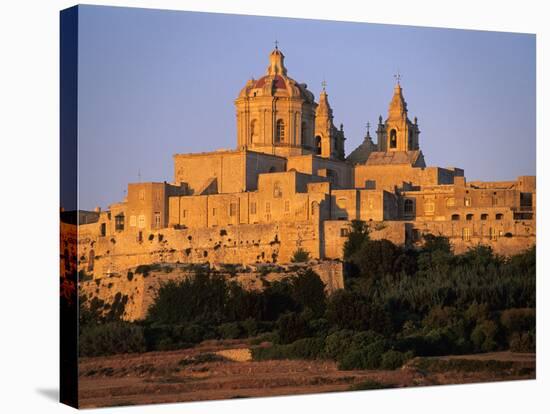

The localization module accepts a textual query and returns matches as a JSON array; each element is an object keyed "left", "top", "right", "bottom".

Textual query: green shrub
[
  {"left": 218, "top": 322, "right": 242, "bottom": 339},
  {"left": 249, "top": 331, "right": 279, "bottom": 345},
  {"left": 500, "top": 308, "right": 535, "bottom": 335},
  {"left": 380, "top": 350, "right": 413, "bottom": 370},
  {"left": 471, "top": 320, "right": 499, "bottom": 352},
  {"left": 147, "top": 273, "right": 231, "bottom": 325},
  {"left": 142, "top": 323, "right": 208, "bottom": 351},
  {"left": 80, "top": 322, "right": 146, "bottom": 357},
  {"left": 277, "top": 312, "right": 309, "bottom": 344},
  {"left": 291, "top": 248, "right": 310, "bottom": 263},
  {"left": 291, "top": 337, "right": 325, "bottom": 359},
  {"left": 323, "top": 329, "right": 355, "bottom": 360},
  {"left": 338, "top": 339, "right": 388, "bottom": 370},
  {"left": 326, "top": 290, "right": 390, "bottom": 333},
  {"left": 509, "top": 330, "right": 535, "bottom": 353},
  {"left": 135, "top": 264, "right": 152, "bottom": 276},
  {"left": 241, "top": 317, "right": 259, "bottom": 337}
]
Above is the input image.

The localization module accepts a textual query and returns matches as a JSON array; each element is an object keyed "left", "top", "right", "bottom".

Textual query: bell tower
[
  {"left": 377, "top": 75, "right": 420, "bottom": 153},
  {"left": 314, "top": 82, "right": 346, "bottom": 160}
]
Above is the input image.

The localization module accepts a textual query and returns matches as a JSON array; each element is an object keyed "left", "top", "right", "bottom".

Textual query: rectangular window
[
  {"left": 340, "top": 228, "right": 349, "bottom": 237},
  {"left": 464, "top": 198, "right": 472, "bottom": 207},
  {"left": 138, "top": 215, "right": 146, "bottom": 228},
  {"left": 520, "top": 192, "right": 533, "bottom": 211},
  {"left": 229, "top": 203, "right": 237, "bottom": 217},
  {"left": 250, "top": 202, "right": 257, "bottom": 215},
  {"left": 100, "top": 223, "right": 106, "bottom": 237},
  {"left": 154, "top": 212, "right": 161, "bottom": 228},
  {"left": 462, "top": 227, "right": 471, "bottom": 242},
  {"left": 115, "top": 214, "right": 125, "bottom": 231},
  {"left": 266, "top": 202, "right": 271, "bottom": 214}
]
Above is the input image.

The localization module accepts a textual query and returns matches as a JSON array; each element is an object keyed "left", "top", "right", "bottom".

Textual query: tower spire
[{"left": 266, "top": 44, "right": 287, "bottom": 76}]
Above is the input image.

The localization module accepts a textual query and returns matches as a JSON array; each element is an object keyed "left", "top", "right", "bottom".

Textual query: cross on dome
[{"left": 394, "top": 71, "right": 402, "bottom": 85}]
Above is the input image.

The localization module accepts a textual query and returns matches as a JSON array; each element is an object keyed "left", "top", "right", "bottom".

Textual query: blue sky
[{"left": 76, "top": 5, "right": 536, "bottom": 210}]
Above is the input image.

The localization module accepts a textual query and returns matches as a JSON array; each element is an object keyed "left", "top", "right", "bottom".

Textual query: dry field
[{"left": 78, "top": 340, "right": 535, "bottom": 408}]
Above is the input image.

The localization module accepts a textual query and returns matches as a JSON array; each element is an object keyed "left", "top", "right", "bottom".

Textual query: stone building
[{"left": 77, "top": 46, "right": 536, "bottom": 279}]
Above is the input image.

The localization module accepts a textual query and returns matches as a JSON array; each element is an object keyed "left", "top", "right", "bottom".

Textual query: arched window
[
  {"left": 481, "top": 213, "right": 488, "bottom": 220},
  {"left": 301, "top": 122, "right": 307, "bottom": 144},
  {"left": 404, "top": 199, "right": 414, "bottom": 215},
  {"left": 315, "top": 135, "right": 322, "bottom": 154},
  {"left": 250, "top": 119, "right": 258, "bottom": 143},
  {"left": 390, "top": 129, "right": 397, "bottom": 149},
  {"left": 408, "top": 129, "right": 413, "bottom": 148},
  {"left": 466, "top": 213, "right": 473, "bottom": 221},
  {"left": 451, "top": 214, "right": 460, "bottom": 221},
  {"left": 275, "top": 119, "right": 285, "bottom": 143},
  {"left": 496, "top": 213, "right": 503, "bottom": 220},
  {"left": 87, "top": 249, "right": 95, "bottom": 272}
]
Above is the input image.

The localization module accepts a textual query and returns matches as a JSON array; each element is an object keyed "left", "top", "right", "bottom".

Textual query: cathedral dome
[
  {"left": 237, "top": 47, "right": 314, "bottom": 103},
  {"left": 252, "top": 74, "right": 286, "bottom": 89}
]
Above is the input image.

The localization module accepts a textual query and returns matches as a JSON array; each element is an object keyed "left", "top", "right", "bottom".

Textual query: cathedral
[{"left": 76, "top": 46, "right": 536, "bottom": 279}]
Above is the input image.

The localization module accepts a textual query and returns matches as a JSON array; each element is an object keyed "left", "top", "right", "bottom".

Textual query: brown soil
[{"left": 78, "top": 341, "right": 535, "bottom": 408}]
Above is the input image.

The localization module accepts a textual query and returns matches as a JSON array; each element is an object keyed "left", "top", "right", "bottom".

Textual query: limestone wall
[
  {"left": 322, "top": 220, "right": 408, "bottom": 259},
  {"left": 79, "top": 261, "right": 344, "bottom": 321},
  {"left": 410, "top": 219, "right": 535, "bottom": 255},
  {"left": 78, "top": 221, "right": 320, "bottom": 279}
]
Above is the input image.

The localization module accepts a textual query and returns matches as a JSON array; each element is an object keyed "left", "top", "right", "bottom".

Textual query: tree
[
  {"left": 351, "top": 239, "right": 401, "bottom": 281},
  {"left": 343, "top": 220, "right": 369, "bottom": 260},
  {"left": 326, "top": 290, "right": 390, "bottom": 333},
  {"left": 291, "top": 269, "right": 326, "bottom": 316},
  {"left": 146, "top": 272, "right": 231, "bottom": 325}
]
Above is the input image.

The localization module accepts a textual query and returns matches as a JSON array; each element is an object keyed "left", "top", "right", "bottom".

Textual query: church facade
[{"left": 78, "top": 47, "right": 536, "bottom": 279}]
